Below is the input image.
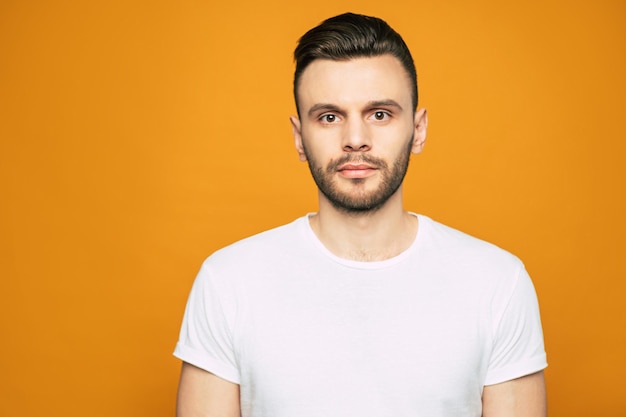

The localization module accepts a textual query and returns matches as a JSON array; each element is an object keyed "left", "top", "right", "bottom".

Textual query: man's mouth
[
  {"left": 339, "top": 163, "right": 375, "bottom": 170},
  {"left": 337, "top": 163, "right": 378, "bottom": 178}
]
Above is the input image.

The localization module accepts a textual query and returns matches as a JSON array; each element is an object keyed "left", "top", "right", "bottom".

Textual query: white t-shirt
[{"left": 174, "top": 214, "right": 547, "bottom": 416}]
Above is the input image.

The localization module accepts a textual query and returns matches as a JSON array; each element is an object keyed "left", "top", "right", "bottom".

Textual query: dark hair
[{"left": 293, "top": 12, "right": 418, "bottom": 115}]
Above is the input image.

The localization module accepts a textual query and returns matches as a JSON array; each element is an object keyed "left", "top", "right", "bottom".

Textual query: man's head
[
  {"left": 293, "top": 12, "right": 418, "bottom": 116},
  {"left": 290, "top": 13, "right": 427, "bottom": 214}
]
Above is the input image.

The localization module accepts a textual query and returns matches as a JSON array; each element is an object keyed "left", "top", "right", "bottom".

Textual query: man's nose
[{"left": 342, "top": 118, "right": 371, "bottom": 152}]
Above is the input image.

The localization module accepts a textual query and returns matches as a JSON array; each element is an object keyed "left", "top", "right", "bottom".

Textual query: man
[{"left": 175, "top": 12, "right": 547, "bottom": 417}]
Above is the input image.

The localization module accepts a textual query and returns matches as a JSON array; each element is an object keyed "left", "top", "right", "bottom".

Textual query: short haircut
[{"left": 293, "top": 12, "right": 418, "bottom": 115}]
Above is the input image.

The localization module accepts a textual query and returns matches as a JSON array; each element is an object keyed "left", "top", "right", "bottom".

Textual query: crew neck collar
[{"left": 299, "top": 212, "right": 424, "bottom": 270}]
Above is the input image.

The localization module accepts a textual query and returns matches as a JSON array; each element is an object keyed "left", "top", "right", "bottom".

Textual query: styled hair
[{"left": 293, "top": 12, "right": 418, "bottom": 115}]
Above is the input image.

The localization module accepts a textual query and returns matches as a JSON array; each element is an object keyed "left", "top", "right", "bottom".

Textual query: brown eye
[
  {"left": 374, "top": 111, "right": 387, "bottom": 120},
  {"left": 322, "top": 114, "right": 336, "bottom": 123}
]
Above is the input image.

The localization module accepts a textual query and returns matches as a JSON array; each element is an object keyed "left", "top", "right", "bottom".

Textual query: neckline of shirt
[{"left": 299, "top": 212, "right": 426, "bottom": 270}]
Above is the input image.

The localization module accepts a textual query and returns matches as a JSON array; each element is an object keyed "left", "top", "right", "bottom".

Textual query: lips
[
  {"left": 336, "top": 163, "right": 378, "bottom": 179},
  {"left": 327, "top": 155, "right": 386, "bottom": 178},
  {"left": 338, "top": 163, "right": 376, "bottom": 171}
]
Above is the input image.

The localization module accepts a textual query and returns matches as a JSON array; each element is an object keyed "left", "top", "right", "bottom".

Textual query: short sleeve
[
  {"left": 173, "top": 261, "right": 240, "bottom": 384},
  {"left": 485, "top": 266, "right": 547, "bottom": 385}
]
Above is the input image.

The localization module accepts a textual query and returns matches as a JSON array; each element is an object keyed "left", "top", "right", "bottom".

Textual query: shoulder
[
  {"left": 200, "top": 216, "right": 308, "bottom": 275},
  {"left": 418, "top": 215, "right": 521, "bottom": 262},
  {"left": 416, "top": 214, "right": 526, "bottom": 282}
]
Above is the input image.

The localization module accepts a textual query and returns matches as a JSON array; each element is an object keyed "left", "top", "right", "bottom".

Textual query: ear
[
  {"left": 290, "top": 115, "right": 307, "bottom": 162},
  {"left": 411, "top": 108, "right": 428, "bottom": 154}
]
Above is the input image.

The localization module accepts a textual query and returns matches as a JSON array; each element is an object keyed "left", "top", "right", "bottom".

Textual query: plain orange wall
[{"left": 1, "top": 1, "right": 625, "bottom": 416}]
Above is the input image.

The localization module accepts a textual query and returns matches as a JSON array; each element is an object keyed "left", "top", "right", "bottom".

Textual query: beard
[{"left": 302, "top": 136, "right": 413, "bottom": 214}]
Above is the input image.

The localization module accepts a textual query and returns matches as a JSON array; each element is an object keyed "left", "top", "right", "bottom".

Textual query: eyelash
[
  {"left": 318, "top": 111, "right": 391, "bottom": 124},
  {"left": 372, "top": 111, "right": 390, "bottom": 121},
  {"left": 320, "top": 114, "right": 337, "bottom": 123}
]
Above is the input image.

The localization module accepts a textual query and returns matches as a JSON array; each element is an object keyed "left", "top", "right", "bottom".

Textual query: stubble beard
[{"left": 302, "top": 137, "right": 413, "bottom": 214}]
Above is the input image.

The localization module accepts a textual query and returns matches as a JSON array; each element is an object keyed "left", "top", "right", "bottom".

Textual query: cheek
[
  {"left": 371, "top": 126, "right": 412, "bottom": 151},
  {"left": 301, "top": 129, "right": 338, "bottom": 155}
]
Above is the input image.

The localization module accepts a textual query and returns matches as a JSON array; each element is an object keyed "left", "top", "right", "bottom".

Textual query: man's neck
[{"left": 309, "top": 192, "right": 418, "bottom": 262}]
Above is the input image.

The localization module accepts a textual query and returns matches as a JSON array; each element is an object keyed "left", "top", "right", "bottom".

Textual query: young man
[{"left": 175, "top": 13, "right": 547, "bottom": 417}]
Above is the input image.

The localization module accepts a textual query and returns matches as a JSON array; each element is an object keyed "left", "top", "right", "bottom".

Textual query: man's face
[{"left": 290, "top": 55, "right": 427, "bottom": 213}]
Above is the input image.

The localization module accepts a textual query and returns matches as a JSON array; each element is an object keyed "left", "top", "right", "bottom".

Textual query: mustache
[{"left": 326, "top": 154, "right": 388, "bottom": 172}]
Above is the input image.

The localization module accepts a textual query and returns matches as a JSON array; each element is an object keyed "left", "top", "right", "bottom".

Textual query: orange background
[{"left": 1, "top": 1, "right": 625, "bottom": 416}]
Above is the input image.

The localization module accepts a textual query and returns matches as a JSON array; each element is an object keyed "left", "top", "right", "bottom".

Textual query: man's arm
[
  {"left": 176, "top": 362, "right": 241, "bottom": 417},
  {"left": 482, "top": 371, "right": 547, "bottom": 417}
]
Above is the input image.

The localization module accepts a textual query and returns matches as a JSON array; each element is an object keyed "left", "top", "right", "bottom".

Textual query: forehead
[{"left": 297, "top": 55, "right": 413, "bottom": 110}]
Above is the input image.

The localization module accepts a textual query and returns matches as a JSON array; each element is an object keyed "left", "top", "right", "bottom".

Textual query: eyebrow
[
  {"left": 306, "top": 99, "right": 404, "bottom": 118},
  {"left": 367, "top": 99, "right": 404, "bottom": 111},
  {"left": 307, "top": 103, "right": 341, "bottom": 118}
]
